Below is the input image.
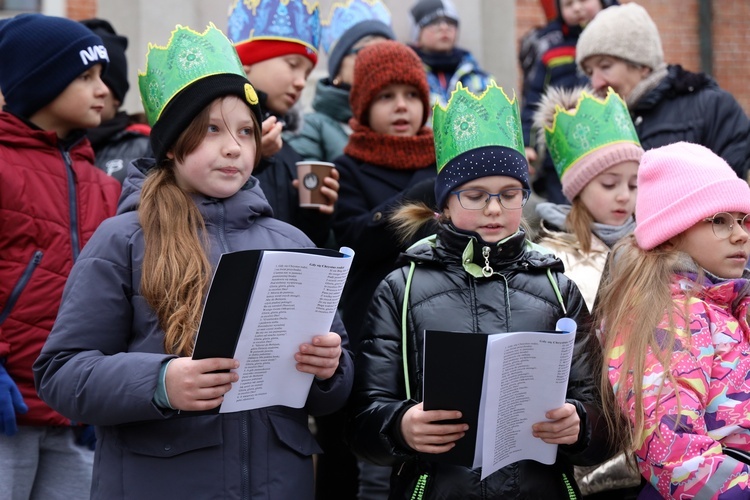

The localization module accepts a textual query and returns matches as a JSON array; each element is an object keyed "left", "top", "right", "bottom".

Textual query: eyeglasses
[
  {"left": 450, "top": 188, "right": 530, "bottom": 210},
  {"left": 703, "top": 212, "right": 750, "bottom": 239}
]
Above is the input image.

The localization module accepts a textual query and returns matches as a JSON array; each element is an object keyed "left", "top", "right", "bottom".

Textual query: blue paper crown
[
  {"left": 321, "top": 0, "right": 391, "bottom": 54},
  {"left": 227, "top": 0, "right": 321, "bottom": 52}
]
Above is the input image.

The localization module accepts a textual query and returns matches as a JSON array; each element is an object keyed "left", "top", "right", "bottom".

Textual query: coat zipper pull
[{"left": 482, "top": 246, "right": 493, "bottom": 277}]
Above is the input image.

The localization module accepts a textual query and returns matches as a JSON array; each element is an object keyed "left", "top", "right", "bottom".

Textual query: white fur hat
[{"left": 576, "top": 2, "right": 664, "bottom": 70}]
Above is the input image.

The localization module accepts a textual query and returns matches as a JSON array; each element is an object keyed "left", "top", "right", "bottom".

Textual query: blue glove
[
  {"left": 73, "top": 424, "right": 96, "bottom": 450},
  {"left": 0, "top": 362, "right": 28, "bottom": 436}
]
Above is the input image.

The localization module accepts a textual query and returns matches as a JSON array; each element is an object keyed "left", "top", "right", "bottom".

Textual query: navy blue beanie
[
  {"left": 80, "top": 18, "right": 129, "bottom": 102},
  {"left": 0, "top": 14, "right": 109, "bottom": 118},
  {"left": 327, "top": 20, "right": 395, "bottom": 79}
]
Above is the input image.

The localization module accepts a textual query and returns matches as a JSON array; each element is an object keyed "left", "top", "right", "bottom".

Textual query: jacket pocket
[
  {"left": 0, "top": 250, "right": 43, "bottom": 326},
  {"left": 266, "top": 407, "right": 322, "bottom": 456},
  {"left": 115, "top": 414, "right": 223, "bottom": 457}
]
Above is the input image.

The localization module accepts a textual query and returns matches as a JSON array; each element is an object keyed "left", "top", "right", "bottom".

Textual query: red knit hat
[
  {"left": 349, "top": 40, "right": 430, "bottom": 127},
  {"left": 234, "top": 39, "right": 318, "bottom": 67}
]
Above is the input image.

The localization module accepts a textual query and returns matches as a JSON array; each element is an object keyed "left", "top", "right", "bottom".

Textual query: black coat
[
  {"left": 331, "top": 153, "right": 436, "bottom": 347},
  {"left": 254, "top": 142, "right": 332, "bottom": 247},
  {"left": 632, "top": 65, "right": 750, "bottom": 179},
  {"left": 347, "top": 226, "right": 609, "bottom": 499}
]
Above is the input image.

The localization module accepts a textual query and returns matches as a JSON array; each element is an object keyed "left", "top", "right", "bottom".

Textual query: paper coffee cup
[{"left": 296, "top": 161, "right": 334, "bottom": 208}]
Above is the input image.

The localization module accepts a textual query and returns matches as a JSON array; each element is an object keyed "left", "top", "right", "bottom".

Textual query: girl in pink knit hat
[
  {"left": 533, "top": 86, "right": 643, "bottom": 311},
  {"left": 596, "top": 141, "right": 750, "bottom": 498}
]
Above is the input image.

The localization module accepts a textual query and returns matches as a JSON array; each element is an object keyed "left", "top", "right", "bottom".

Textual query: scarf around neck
[
  {"left": 344, "top": 118, "right": 436, "bottom": 169},
  {"left": 536, "top": 202, "right": 636, "bottom": 248}
]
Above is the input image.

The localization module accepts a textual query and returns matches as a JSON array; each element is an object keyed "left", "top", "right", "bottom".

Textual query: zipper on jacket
[
  {"left": 0, "top": 250, "right": 43, "bottom": 326},
  {"left": 62, "top": 148, "right": 81, "bottom": 261},
  {"left": 562, "top": 472, "right": 577, "bottom": 500},
  {"left": 217, "top": 201, "right": 230, "bottom": 253},
  {"left": 241, "top": 415, "right": 249, "bottom": 498}
]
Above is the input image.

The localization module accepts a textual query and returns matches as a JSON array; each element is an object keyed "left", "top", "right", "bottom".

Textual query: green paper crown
[
  {"left": 138, "top": 23, "right": 257, "bottom": 126},
  {"left": 432, "top": 81, "right": 524, "bottom": 172},
  {"left": 544, "top": 88, "right": 641, "bottom": 178}
]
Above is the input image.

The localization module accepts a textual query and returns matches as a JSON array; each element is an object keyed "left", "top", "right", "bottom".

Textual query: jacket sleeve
[
  {"left": 557, "top": 275, "right": 613, "bottom": 466},
  {"left": 33, "top": 223, "right": 174, "bottom": 426},
  {"left": 304, "top": 311, "right": 354, "bottom": 417},
  {"left": 285, "top": 115, "right": 326, "bottom": 162},
  {"left": 700, "top": 87, "right": 750, "bottom": 180},
  {"left": 615, "top": 301, "right": 750, "bottom": 499},
  {"left": 346, "top": 272, "right": 418, "bottom": 466}
]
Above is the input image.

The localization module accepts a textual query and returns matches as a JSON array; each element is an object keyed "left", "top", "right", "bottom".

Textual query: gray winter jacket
[{"left": 34, "top": 160, "right": 354, "bottom": 499}]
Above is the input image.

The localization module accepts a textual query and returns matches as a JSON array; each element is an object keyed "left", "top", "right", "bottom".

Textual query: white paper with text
[
  {"left": 477, "top": 318, "right": 576, "bottom": 479},
  {"left": 218, "top": 247, "right": 353, "bottom": 413}
]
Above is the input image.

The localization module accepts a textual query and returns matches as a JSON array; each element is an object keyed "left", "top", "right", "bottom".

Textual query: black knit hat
[
  {"left": 80, "top": 18, "right": 129, "bottom": 103},
  {"left": 0, "top": 14, "right": 109, "bottom": 119},
  {"left": 150, "top": 73, "right": 263, "bottom": 164}
]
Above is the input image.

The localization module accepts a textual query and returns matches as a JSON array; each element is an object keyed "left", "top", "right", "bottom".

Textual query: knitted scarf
[{"left": 344, "top": 118, "right": 436, "bottom": 170}]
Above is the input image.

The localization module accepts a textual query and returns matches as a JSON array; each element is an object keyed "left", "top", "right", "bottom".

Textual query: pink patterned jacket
[{"left": 607, "top": 272, "right": 750, "bottom": 499}]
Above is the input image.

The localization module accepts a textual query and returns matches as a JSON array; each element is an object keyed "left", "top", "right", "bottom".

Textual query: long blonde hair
[
  {"left": 565, "top": 198, "right": 596, "bottom": 253},
  {"left": 594, "top": 234, "right": 692, "bottom": 453},
  {"left": 139, "top": 97, "right": 261, "bottom": 356}
]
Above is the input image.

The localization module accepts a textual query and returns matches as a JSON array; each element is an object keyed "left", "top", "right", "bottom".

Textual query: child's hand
[
  {"left": 400, "top": 403, "right": 467, "bottom": 454},
  {"left": 294, "top": 333, "right": 342, "bottom": 380},
  {"left": 165, "top": 357, "right": 239, "bottom": 412},
  {"left": 292, "top": 168, "right": 340, "bottom": 215},
  {"left": 531, "top": 403, "right": 580, "bottom": 445},
  {"left": 260, "top": 116, "right": 283, "bottom": 158}
]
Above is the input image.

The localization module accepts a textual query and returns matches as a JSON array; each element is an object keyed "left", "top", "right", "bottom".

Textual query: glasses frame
[
  {"left": 450, "top": 188, "right": 531, "bottom": 211},
  {"left": 703, "top": 212, "right": 750, "bottom": 239}
]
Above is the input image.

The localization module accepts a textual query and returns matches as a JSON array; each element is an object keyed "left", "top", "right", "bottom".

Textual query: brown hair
[{"left": 139, "top": 97, "right": 261, "bottom": 356}]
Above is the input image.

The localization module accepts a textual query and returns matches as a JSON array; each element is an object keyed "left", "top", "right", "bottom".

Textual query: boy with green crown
[
  {"left": 34, "top": 22, "right": 352, "bottom": 500},
  {"left": 0, "top": 13, "right": 120, "bottom": 499},
  {"left": 227, "top": 0, "right": 339, "bottom": 247},
  {"left": 347, "top": 81, "right": 608, "bottom": 499}
]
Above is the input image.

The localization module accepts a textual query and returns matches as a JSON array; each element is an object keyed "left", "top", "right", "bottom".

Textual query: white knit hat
[{"left": 576, "top": 2, "right": 664, "bottom": 70}]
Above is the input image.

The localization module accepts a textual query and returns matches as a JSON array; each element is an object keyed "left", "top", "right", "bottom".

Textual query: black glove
[{"left": 402, "top": 177, "right": 436, "bottom": 210}]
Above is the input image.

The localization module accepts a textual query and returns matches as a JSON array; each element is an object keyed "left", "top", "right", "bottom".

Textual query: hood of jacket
[
  {"left": 311, "top": 78, "right": 353, "bottom": 124},
  {"left": 117, "top": 159, "right": 275, "bottom": 222}
]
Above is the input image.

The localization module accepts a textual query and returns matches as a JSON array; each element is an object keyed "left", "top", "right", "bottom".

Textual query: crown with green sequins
[
  {"left": 432, "top": 82, "right": 529, "bottom": 209},
  {"left": 138, "top": 23, "right": 258, "bottom": 126},
  {"left": 544, "top": 88, "right": 641, "bottom": 179},
  {"left": 433, "top": 81, "right": 525, "bottom": 172}
]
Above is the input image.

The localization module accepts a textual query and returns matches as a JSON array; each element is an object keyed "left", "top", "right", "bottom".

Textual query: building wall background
[{"left": 55, "top": 0, "right": 750, "bottom": 117}]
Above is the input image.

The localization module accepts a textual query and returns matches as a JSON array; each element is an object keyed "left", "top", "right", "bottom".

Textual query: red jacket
[{"left": 0, "top": 112, "right": 120, "bottom": 426}]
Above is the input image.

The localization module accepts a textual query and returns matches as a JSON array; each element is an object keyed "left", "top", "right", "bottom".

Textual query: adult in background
[{"left": 576, "top": 1, "right": 750, "bottom": 181}]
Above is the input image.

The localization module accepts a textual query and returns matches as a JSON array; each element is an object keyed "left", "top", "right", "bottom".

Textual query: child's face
[
  {"left": 417, "top": 17, "right": 458, "bottom": 53},
  {"left": 674, "top": 211, "right": 750, "bottom": 278},
  {"left": 368, "top": 83, "right": 424, "bottom": 137},
  {"left": 244, "top": 54, "right": 314, "bottom": 115},
  {"left": 444, "top": 175, "right": 525, "bottom": 243},
  {"left": 577, "top": 160, "right": 638, "bottom": 226},
  {"left": 581, "top": 55, "right": 651, "bottom": 100},
  {"left": 172, "top": 96, "right": 257, "bottom": 199},
  {"left": 560, "top": 0, "right": 602, "bottom": 28},
  {"left": 31, "top": 64, "right": 108, "bottom": 138}
]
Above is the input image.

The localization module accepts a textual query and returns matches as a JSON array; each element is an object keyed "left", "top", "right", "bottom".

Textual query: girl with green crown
[
  {"left": 533, "top": 86, "right": 643, "bottom": 312},
  {"left": 34, "top": 23, "right": 353, "bottom": 499},
  {"left": 346, "top": 82, "right": 608, "bottom": 499}
]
